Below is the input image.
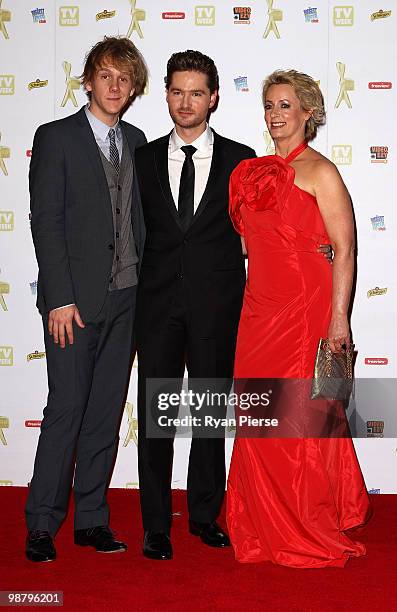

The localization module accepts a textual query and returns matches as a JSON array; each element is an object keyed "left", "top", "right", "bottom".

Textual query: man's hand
[
  {"left": 318, "top": 244, "right": 333, "bottom": 263},
  {"left": 48, "top": 305, "right": 85, "bottom": 348}
]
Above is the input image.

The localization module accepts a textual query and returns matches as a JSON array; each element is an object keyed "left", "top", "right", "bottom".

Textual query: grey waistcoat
[{"left": 99, "top": 142, "right": 138, "bottom": 290}]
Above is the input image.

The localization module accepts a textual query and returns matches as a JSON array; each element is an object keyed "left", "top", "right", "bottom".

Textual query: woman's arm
[{"left": 313, "top": 160, "right": 355, "bottom": 353}]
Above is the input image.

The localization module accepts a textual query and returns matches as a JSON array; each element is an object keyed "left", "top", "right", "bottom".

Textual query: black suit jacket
[
  {"left": 29, "top": 106, "right": 146, "bottom": 322},
  {"left": 135, "top": 129, "right": 255, "bottom": 339}
]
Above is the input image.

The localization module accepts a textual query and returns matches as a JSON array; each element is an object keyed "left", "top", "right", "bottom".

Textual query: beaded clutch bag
[{"left": 310, "top": 338, "right": 354, "bottom": 401}]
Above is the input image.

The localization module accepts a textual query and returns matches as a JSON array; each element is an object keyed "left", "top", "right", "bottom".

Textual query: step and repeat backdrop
[{"left": 1, "top": 1, "right": 396, "bottom": 491}]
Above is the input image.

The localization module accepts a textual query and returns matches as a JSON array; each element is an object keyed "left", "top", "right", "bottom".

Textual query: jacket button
[
  {"left": 108, "top": 244, "right": 114, "bottom": 250},
  {"left": 117, "top": 185, "right": 121, "bottom": 191},
  {"left": 116, "top": 208, "right": 121, "bottom": 214},
  {"left": 177, "top": 272, "right": 183, "bottom": 280}
]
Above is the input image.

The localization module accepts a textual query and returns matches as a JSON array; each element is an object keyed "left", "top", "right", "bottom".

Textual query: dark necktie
[
  {"left": 178, "top": 145, "right": 197, "bottom": 231},
  {"left": 108, "top": 128, "right": 120, "bottom": 174}
]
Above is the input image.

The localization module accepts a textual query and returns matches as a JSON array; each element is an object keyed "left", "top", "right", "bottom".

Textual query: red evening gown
[{"left": 226, "top": 141, "right": 371, "bottom": 568}]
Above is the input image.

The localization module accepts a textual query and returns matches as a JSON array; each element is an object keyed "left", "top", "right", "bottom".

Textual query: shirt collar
[
  {"left": 169, "top": 124, "right": 213, "bottom": 155},
  {"left": 85, "top": 104, "right": 122, "bottom": 142}
]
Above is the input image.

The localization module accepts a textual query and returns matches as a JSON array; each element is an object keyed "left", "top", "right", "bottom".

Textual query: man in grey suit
[{"left": 25, "top": 37, "right": 148, "bottom": 562}]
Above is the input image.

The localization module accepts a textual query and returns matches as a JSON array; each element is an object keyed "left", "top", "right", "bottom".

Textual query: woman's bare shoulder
[{"left": 306, "top": 147, "right": 341, "bottom": 182}]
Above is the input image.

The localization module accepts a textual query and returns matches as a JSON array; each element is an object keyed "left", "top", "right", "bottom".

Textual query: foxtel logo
[
  {"left": 162, "top": 12, "right": 185, "bottom": 19},
  {"left": 368, "top": 82, "right": 392, "bottom": 89},
  {"left": 25, "top": 420, "right": 42, "bottom": 427},
  {"left": 364, "top": 358, "right": 388, "bottom": 365}
]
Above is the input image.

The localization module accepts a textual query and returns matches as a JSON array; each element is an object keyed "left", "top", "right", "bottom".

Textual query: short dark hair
[
  {"left": 82, "top": 36, "right": 148, "bottom": 103},
  {"left": 165, "top": 50, "right": 219, "bottom": 93}
]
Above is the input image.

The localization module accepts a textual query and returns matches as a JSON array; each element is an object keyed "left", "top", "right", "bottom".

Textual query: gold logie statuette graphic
[
  {"left": 27, "top": 350, "right": 46, "bottom": 362},
  {"left": 0, "top": 281, "right": 10, "bottom": 311},
  {"left": 335, "top": 62, "right": 354, "bottom": 108},
  {"left": 123, "top": 401, "right": 138, "bottom": 446},
  {"left": 367, "top": 286, "right": 388, "bottom": 298},
  {"left": 263, "top": 0, "right": 283, "bottom": 39},
  {"left": 0, "top": 131, "right": 10, "bottom": 176},
  {"left": 126, "top": 0, "right": 145, "bottom": 39},
  {"left": 96, "top": 9, "right": 116, "bottom": 21},
  {"left": 61, "top": 61, "right": 80, "bottom": 107},
  {"left": 0, "top": 416, "right": 9, "bottom": 445},
  {"left": 28, "top": 79, "right": 48, "bottom": 91},
  {"left": 0, "top": 0, "right": 11, "bottom": 39}
]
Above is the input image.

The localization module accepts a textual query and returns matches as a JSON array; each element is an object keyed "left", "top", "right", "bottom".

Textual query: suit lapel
[
  {"left": 190, "top": 129, "right": 222, "bottom": 228},
  {"left": 74, "top": 107, "right": 113, "bottom": 234},
  {"left": 154, "top": 134, "right": 183, "bottom": 230}
]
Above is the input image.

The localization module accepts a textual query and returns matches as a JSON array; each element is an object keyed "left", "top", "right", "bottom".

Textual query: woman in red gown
[{"left": 226, "top": 70, "right": 371, "bottom": 568}]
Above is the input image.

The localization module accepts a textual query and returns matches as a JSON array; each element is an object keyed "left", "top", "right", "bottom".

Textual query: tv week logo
[
  {"left": 331, "top": 145, "right": 352, "bottom": 165},
  {"left": 195, "top": 6, "right": 215, "bottom": 25},
  {"left": 0, "top": 75, "right": 14, "bottom": 95},
  {"left": 59, "top": 6, "right": 79, "bottom": 26},
  {"left": 333, "top": 6, "right": 354, "bottom": 26}
]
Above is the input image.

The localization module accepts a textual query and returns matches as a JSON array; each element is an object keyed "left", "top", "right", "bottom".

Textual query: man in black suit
[
  {"left": 25, "top": 37, "right": 148, "bottom": 562},
  {"left": 135, "top": 50, "right": 256, "bottom": 560}
]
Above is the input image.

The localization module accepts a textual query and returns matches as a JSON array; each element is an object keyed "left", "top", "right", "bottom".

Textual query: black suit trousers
[
  {"left": 137, "top": 282, "right": 236, "bottom": 534},
  {"left": 25, "top": 286, "right": 136, "bottom": 535}
]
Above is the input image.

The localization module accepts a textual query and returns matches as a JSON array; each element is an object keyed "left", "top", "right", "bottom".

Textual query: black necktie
[
  {"left": 178, "top": 145, "right": 197, "bottom": 231},
  {"left": 108, "top": 128, "right": 120, "bottom": 174}
]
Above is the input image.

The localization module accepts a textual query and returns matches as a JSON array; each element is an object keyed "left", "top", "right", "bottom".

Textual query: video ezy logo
[
  {"left": 371, "top": 146, "right": 388, "bottom": 163},
  {"left": 233, "top": 7, "right": 251, "bottom": 25}
]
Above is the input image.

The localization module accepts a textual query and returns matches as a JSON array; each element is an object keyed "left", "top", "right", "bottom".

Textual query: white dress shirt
[
  {"left": 85, "top": 104, "right": 123, "bottom": 160},
  {"left": 168, "top": 125, "right": 214, "bottom": 213}
]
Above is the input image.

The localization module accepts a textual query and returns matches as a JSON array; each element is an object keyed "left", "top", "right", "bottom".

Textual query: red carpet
[{"left": 0, "top": 489, "right": 395, "bottom": 611}]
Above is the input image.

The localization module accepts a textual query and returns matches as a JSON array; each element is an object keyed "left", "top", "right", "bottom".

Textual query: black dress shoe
[
  {"left": 143, "top": 532, "right": 173, "bottom": 560},
  {"left": 189, "top": 521, "right": 230, "bottom": 548},
  {"left": 26, "top": 530, "right": 56, "bottom": 562},
  {"left": 74, "top": 526, "right": 127, "bottom": 553}
]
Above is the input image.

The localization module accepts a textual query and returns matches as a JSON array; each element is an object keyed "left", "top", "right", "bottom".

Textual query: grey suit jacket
[{"left": 29, "top": 106, "right": 146, "bottom": 322}]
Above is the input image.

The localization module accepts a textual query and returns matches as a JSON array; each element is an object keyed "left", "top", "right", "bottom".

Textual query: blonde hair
[{"left": 262, "top": 69, "right": 325, "bottom": 141}]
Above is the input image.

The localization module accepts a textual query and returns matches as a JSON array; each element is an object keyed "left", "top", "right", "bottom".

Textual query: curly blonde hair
[{"left": 262, "top": 69, "right": 326, "bottom": 141}]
